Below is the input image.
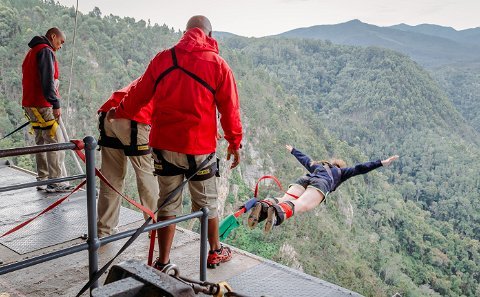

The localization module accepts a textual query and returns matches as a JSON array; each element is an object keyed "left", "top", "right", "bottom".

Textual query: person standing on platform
[
  {"left": 110, "top": 15, "right": 243, "bottom": 269},
  {"left": 22, "top": 27, "right": 73, "bottom": 193},
  {"left": 97, "top": 79, "right": 159, "bottom": 237}
]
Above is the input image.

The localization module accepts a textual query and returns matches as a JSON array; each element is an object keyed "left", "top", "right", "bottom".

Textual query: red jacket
[
  {"left": 22, "top": 36, "right": 60, "bottom": 108},
  {"left": 116, "top": 28, "right": 242, "bottom": 155},
  {"left": 98, "top": 78, "right": 153, "bottom": 125}
]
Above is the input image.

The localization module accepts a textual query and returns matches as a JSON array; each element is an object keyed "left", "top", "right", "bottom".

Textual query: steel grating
[
  {"left": 0, "top": 166, "right": 143, "bottom": 254},
  {"left": 226, "top": 262, "right": 363, "bottom": 297}
]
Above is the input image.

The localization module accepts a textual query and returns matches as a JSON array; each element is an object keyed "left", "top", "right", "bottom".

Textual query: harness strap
[
  {"left": 123, "top": 120, "right": 151, "bottom": 156},
  {"left": 186, "top": 154, "right": 197, "bottom": 178},
  {"left": 321, "top": 164, "right": 340, "bottom": 200},
  {"left": 153, "top": 149, "right": 218, "bottom": 181},
  {"left": 28, "top": 107, "right": 59, "bottom": 139},
  {"left": 98, "top": 112, "right": 152, "bottom": 155},
  {"left": 153, "top": 150, "right": 188, "bottom": 176},
  {"left": 0, "top": 121, "right": 30, "bottom": 141},
  {"left": 130, "top": 120, "right": 137, "bottom": 148},
  {"left": 190, "top": 161, "right": 218, "bottom": 181},
  {"left": 323, "top": 164, "right": 334, "bottom": 183},
  {"left": 153, "top": 47, "right": 215, "bottom": 95},
  {"left": 97, "top": 112, "right": 124, "bottom": 149},
  {"left": 273, "top": 201, "right": 295, "bottom": 226}
]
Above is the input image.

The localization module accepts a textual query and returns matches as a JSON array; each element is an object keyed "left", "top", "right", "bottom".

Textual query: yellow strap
[
  {"left": 214, "top": 281, "right": 233, "bottom": 297},
  {"left": 24, "top": 110, "right": 35, "bottom": 135},
  {"left": 29, "top": 107, "right": 59, "bottom": 139}
]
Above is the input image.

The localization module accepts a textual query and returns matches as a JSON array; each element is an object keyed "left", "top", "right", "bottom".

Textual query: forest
[{"left": 0, "top": 1, "right": 479, "bottom": 296}]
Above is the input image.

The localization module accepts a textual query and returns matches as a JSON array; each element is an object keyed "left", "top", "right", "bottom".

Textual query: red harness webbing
[
  {"left": 0, "top": 181, "right": 85, "bottom": 238},
  {"left": 253, "top": 175, "right": 299, "bottom": 200},
  {"left": 71, "top": 141, "right": 157, "bottom": 265},
  {"left": 232, "top": 175, "right": 299, "bottom": 218}
]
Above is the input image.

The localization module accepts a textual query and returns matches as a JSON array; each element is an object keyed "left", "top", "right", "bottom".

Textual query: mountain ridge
[{"left": 276, "top": 19, "right": 480, "bottom": 67}]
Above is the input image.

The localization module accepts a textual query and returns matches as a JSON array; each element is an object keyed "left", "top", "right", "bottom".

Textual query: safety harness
[
  {"left": 97, "top": 112, "right": 152, "bottom": 156},
  {"left": 153, "top": 46, "right": 216, "bottom": 95},
  {"left": 153, "top": 149, "right": 219, "bottom": 181},
  {"left": 25, "top": 107, "right": 59, "bottom": 139},
  {"left": 322, "top": 162, "right": 341, "bottom": 192},
  {"left": 150, "top": 46, "right": 219, "bottom": 180}
]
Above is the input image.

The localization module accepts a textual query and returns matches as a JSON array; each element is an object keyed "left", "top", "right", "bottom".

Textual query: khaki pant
[
  {"left": 153, "top": 150, "right": 218, "bottom": 219},
  {"left": 23, "top": 107, "right": 68, "bottom": 185},
  {"left": 97, "top": 117, "right": 159, "bottom": 236}
]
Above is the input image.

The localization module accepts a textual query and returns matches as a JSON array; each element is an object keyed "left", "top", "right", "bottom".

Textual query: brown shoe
[{"left": 247, "top": 198, "right": 278, "bottom": 229}]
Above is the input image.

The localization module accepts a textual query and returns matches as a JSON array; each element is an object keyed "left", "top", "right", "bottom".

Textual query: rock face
[
  {"left": 280, "top": 242, "right": 304, "bottom": 272},
  {"left": 215, "top": 118, "right": 279, "bottom": 218},
  {"left": 216, "top": 154, "right": 237, "bottom": 219}
]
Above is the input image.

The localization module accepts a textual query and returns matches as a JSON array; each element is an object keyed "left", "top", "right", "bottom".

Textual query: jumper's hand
[
  {"left": 285, "top": 144, "right": 293, "bottom": 153},
  {"left": 381, "top": 155, "right": 399, "bottom": 166},
  {"left": 227, "top": 148, "right": 240, "bottom": 169}
]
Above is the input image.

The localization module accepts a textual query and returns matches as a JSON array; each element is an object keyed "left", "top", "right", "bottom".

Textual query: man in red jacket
[
  {"left": 110, "top": 15, "right": 243, "bottom": 269},
  {"left": 96, "top": 79, "right": 158, "bottom": 237},
  {"left": 22, "top": 27, "right": 73, "bottom": 193}
]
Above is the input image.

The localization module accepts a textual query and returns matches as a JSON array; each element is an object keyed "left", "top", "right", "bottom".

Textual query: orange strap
[
  {"left": 72, "top": 147, "right": 156, "bottom": 221},
  {"left": 254, "top": 175, "right": 283, "bottom": 198},
  {"left": 253, "top": 175, "right": 299, "bottom": 199},
  {"left": 278, "top": 201, "right": 294, "bottom": 219}
]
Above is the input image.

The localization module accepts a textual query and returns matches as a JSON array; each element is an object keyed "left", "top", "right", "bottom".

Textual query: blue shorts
[{"left": 291, "top": 176, "right": 329, "bottom": 197}]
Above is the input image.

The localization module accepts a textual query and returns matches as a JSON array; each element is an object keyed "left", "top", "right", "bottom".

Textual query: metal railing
[{"left": 0, "top": 136, "right": 209, "bottom": 295}]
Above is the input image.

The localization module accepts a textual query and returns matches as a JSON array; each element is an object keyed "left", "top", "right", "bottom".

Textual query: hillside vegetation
[
  {"left": 278, "top": 19, "right": 480, "bottom": 135},
  {"left": 0, "top": 1, "right": 479, "bottom": 296}
]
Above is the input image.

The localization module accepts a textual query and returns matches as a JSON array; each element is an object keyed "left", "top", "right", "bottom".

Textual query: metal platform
[
  {"left": 227, "top": 261, "right": 361, "bottom": 297},
  {"left": 0, "top": 164, "right": 363, "bottom": 297},
  {"left": 0, "top": 165, "right": 143, "bottom": 254}
]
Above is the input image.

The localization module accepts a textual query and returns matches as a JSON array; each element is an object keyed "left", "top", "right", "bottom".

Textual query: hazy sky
[{"left": 55, "top": 0, "right": 480, "bottom": 37}]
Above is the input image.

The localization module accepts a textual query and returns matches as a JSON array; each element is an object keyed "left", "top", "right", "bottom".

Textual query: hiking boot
[
  {"left": 264, "top": 206, "right": 279, "bottom": 233},
  {"left": 152, "top": 258, "right": 170, "bottom": 272},
  {"left": 207, "top": 245, "right": 232, "bottom": 268},
  {"left": 36, "top": 179, "right": 48, "bottom": 190},
  {"left": 264, "top": 202, "right": 295, "bottom": 233},
  {"left": 247, "top": 198, "right": 278, "bottom": 229},
  {"left": 46, "top": 184, "right": 75, "bottom": 193},
  {"left": 36, "top": 184, "right": 47, "bottom": 191}
]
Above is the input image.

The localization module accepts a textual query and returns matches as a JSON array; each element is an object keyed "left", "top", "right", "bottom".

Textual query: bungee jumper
[{"left": 248, "top": 144, "right": 399, "bottom": 233}]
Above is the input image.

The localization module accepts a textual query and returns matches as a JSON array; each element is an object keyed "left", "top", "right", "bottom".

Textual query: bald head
[
  {"left": 45, "top": 27, "right": 64, "bottom": 40},
  {"left": 45, "top": 27, "right": 65, "bottom": 51},
  {"left": 186, "top": 15, "right": 212, "bottom": 37}
]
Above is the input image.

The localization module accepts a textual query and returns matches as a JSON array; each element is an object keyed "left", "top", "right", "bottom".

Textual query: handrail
[
  {"left": 0, "top": 136, "right": 209, "bottom": 295},
  {"left": 0, "top": 142, "right": 77, "bottom": 158},
  {"left": 0, "top": 174, "right": 86, "bottom": 192},
  {"left": 0, "top": 211, "right": 207, "bottom": 275}
]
